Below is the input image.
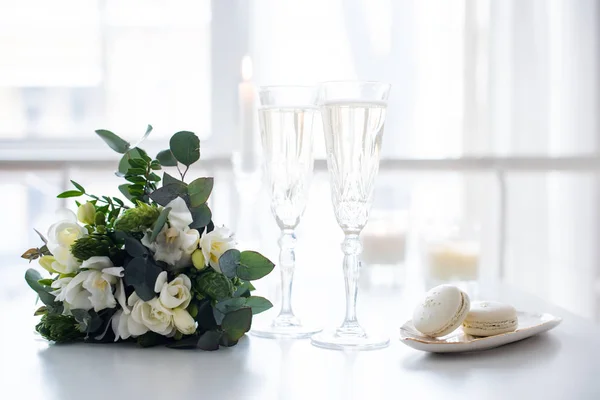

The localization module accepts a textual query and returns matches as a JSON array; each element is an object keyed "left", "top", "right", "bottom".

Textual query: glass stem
[
  {"left": 277, "top": 228, "right": 297, "bottom": 320},
  {"left": 339, "top": 233, "right": 364, "bottom": 334}
]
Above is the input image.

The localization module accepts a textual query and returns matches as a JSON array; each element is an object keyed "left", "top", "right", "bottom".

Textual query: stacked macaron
[{"left": 413, "top": 285, "right": 518, "bottom": 338}]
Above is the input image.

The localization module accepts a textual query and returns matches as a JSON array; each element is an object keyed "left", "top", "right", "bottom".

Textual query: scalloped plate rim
[{"left": 399, "top": 311, "right": 562, "bottom": 353}]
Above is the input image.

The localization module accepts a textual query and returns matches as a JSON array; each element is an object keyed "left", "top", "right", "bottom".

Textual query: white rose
[
  {"left": 199, "top": 226, "right": 236, "bottom": 272},
  {"left": 129, "top": 292, "right": 174, "bottom": 336},
  {"left": 155, "top": 271, "right": 192, "bottom": 309},
  {"left": 172, "top": 308, "right": 196, "bottom": 335},
  {"left": 141, "top": 197, "right": 199, "bottom": 268},
  {"left": 52, "top": 256, "right": 125, "bottom": 312},
  {"left": 46, "top": 209, "right": 87, "bottom": 273}
]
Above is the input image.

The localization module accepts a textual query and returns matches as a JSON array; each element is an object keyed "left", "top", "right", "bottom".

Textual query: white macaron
[
  {"left": 413, "top": 285, "right": 471, "bottom": 337},
  {"left": 462, "top": 301, "right": 518, "bottom": 336}
]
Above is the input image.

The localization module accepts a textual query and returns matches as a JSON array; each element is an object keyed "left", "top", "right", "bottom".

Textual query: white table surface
[{"left": 3, "top": 275, "right": 600, "bottom": 400}]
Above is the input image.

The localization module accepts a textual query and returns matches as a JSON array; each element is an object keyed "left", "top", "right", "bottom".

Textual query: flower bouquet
[{"left": 21, "top": 127, "right": 275, "bottom": 350}]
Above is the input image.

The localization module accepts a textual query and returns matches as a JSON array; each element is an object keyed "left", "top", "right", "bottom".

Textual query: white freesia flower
[
  {"left": 46, "top": 209, "right": 87, "bottom": 273},
  {"left": 156, "top": 272, "right": 192, "bottom": 309},
  {"left": 141, "top": 197, "right": 199, "bottom": 268},
  {"left": 172, "top": 308, "right": 196, "bottom": 335},
  {"left": 129, "top": 292, "right": 175, "bottom": 336},
  {"left": 199, "top": 226, "right": 236, "bottom": 272},
  {"left": 50, "top": 277, "right": 74, "bottom": 314},
  {"left": 111, "top": 309, "right": 148, "bottom": 341},
  {"left": 52, "top": 257, "right": 124, "bottom": 312}
]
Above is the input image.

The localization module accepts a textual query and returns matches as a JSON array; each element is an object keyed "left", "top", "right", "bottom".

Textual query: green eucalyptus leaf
[
  {"left": 150, "top": 160, "right": 161, "bottom": 170},
  {"left": 219, "top": 334, "right": 238, "bottom": 347},
  {"left": 57, "top": 190, "right": 83, "bottom": 198},
  {"left": 221, "top": 307, "right": 252, "bottom": 341},
  {"left": 163, "top": 172, "right": 184, "bottom": 187},
  {"left": 236, "top": 251, "right": 275, "bottom": 281},
  {"left": 218, "top": 249, "right": 241, "bottom": 279},
  {"left": 189, "top": 204, "right": 212, "bottom": 229},
  {"left": 188, "top": 177, "right": 214, "bottom": 207},
  {"left": 196, "top": 330, "right": 222, "bottom": 351},
  {"left": 124, "top": 257, "right": 162, "bottom": 301},
  {"left": 156, "top": 149, "right": 178, "bottom": 167},
  {"left": 95, "top": 129, "right": 130, "bottom": 154},
  {"left": 150, "top": 207, "right": 171, "bottom": 242},
  {"left": 196, "top": 300, "right": 218, "bottom": 331},
  {"left": 25, "top": 269, "right": 47, "bottom": 293},
  {"left": 233, "top": 280, "right": 255, "bottom": 298},
  {"left": 244, "top": 296, "right": 273, "bottom": 315},
  {"left": 124, "top": 237, "right": 149, "bottom": 258},
  {"left": 148, "top": 184, "right": 188, "bottom": 206},
  {"left": 215, "top": 297, "right": 246, "bottom": 314},
  {"left": 169, "top": 131, "right": 200, "bottom": 166}
]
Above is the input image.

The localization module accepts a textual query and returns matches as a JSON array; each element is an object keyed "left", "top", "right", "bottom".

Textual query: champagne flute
[
  {"left": 251, "top": 86, "right": 321, "bottom": 338},
  {"left": 310, "top": 81, "right": 391, "bottom": 350}
]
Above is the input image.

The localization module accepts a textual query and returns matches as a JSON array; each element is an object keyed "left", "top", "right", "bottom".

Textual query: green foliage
[
  {"left": 57, "top": 190, "right": 83, "bottom": 199},
  {"left": 148, "top": 183, "right": 188, "bottom": 206},
  {"left": 169, "top": 131, "right": 200, "bottom": 166},
  {"left": 70, "top": 234, "right": 115, "bottom": 261},
  {"left": 244, "top": 296, "right": 273, "bottom": 315},
  {"left": 150, "top": 207, "right": 171, "bottom": 242},
  {"left": 71, "top": 309, "right": 104, "bottom": 333},
  {"left": 114, "top": 202, "right": 160, "bottom": 232},
  {"left": 221, "top": 308, "right": 252, "bottom": 341},
  {"left": 194, "top": 270, "right": 235, "bottom": 301},
  {"left": 95, "top": 129, "right": 130, "bottom": 153},
  {"left": 217, "top": 250, "right": 275, "bottom": 281},
  {"left": 35, "top": 313, "right": 85, "bottom": 343},
  {"left": 25, "top": 269, "right": 61, "bottom": 310},
  {"left": 137, "top": 332, "right": 169, "bottom": 348},
  {"left": 115, "top": 147, "right": 162, "bottom": 205},
  {"left": 218, "top": 249, "right": 241, "bottom": 278},
  {"left": 157, "top": 150, "right": 178, "bottom": 167},
  {"left": 237, "top": 251, "right": 275, "bottom": 280},
  {"left": 189, "top": 204, "right": 212, "bottom": 229},
  {"left": 188, "top": 178, "right": 213, "bottom": 207},
  {"left": 70, "top": 180, "right": 86, "bottom": 193},
  {"left": 162, "top": 172, "right": 183, "bottom": 186},
  {"left": 124, "top": 257, "right": 162, "bottom": 301},
  {"left": 215, "top": 296, "right": 272, "bottom": 316}
]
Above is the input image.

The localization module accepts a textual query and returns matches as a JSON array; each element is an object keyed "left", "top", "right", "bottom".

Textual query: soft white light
[{"left": 241, "top": 55, "right": 253, "bottom": 81}]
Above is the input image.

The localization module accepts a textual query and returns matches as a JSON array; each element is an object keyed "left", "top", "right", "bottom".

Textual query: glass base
[
  {"left": 310, "top": 327, "right": 390, "bottom": 351},
  {"left": 250, "top": 316, "right": 322, "bottom": 339}
]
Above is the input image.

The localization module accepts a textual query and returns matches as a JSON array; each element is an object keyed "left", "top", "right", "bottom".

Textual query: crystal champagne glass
[
  {"left": 251, "top": 86, "right": 321, "bottom": 338},
  {"left": 310, "top": 81, "right": 391, "bottom": 350}
]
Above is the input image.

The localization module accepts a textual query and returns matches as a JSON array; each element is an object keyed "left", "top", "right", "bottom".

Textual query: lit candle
[
  {"left": 237, "top": 55, "right": 257, "bottom": 172},
  {"left": 426, "top": 240, "right": 480, "bottom": 281}
]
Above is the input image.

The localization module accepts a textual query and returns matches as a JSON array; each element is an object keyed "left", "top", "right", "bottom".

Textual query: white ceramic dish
[{"left": 400, "top": 311, "right": 561, "bottom": 353}]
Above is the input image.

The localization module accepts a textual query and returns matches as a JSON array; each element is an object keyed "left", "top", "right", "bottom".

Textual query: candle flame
[{"left": 241, "top": 55, "right": 253, "bottom": 81}]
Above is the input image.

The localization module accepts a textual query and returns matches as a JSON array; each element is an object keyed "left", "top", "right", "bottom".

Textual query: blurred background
[{"left": 0, "top": 0, "right": 598, "bottom": 323}]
